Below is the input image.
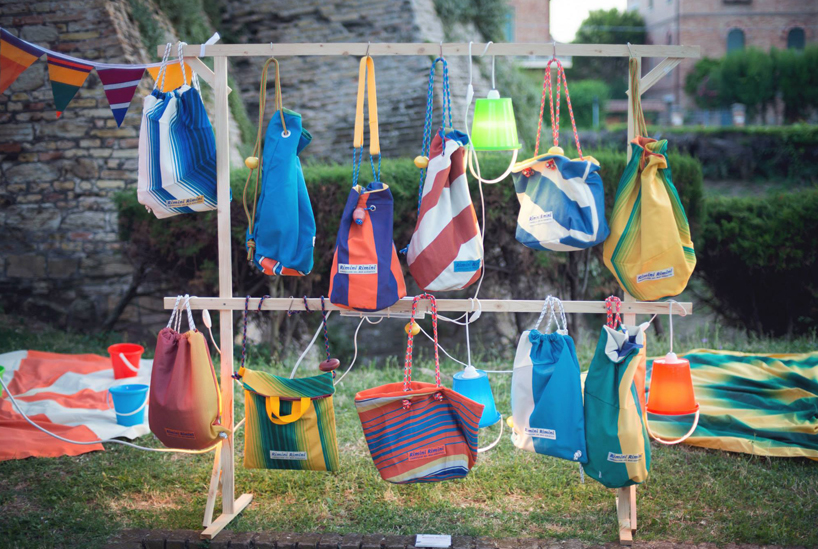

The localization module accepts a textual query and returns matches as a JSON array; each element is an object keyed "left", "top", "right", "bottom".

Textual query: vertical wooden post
[
  {"left": 213, "top": 55, "right": 236, "bottom": 516},
  {"left": 616, "top": 54, "right": 642, "bottom": 546}
]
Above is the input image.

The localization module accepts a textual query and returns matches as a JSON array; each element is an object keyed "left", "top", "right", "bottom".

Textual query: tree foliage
[{"left": 569, "top": 9, "right": 647, "bottom": 100}]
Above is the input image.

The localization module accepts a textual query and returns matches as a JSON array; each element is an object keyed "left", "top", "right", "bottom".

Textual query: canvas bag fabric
[
  {"left": 603, "top": 58, "right": 696, "bottom": 301},
  {"left": 406, "top": 58, "right": 482, "bottom": 291},
  {"left": 329, "top": 56, "right": 406, "bottom": 311},
  {"left": 511, "top": 58, "right": 608, "bottom": 251},
  {"left": 239, "top": 368, "right": 339, "bottom": 471},
  {"left": 244, "top": 58, "right": 315, "bottom": 276},
  {"left": 355, "top": 294, "right": 484, "bottom": 483},
  {"left": 511, "top": 297, "right": 587, "bottom": 463},
  {"left": 137, "top": 45, "right": 217, "bottom": 219},
  {"left": 149, "top": 296, "right": 228, "bottom": 450},
  {"left": 583, "top": 323, "right": 651, "bottom": 488}
]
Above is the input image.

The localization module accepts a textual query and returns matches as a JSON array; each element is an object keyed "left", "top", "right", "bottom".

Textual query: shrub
[
  {"left": 774, "top": 47, "right": 818, "bottom": 123},
  {"left": 684, "top": 57, "right": 723, "bottom": 110},
  {"left": 115, "top": 151, "right": 703, "bottom": 340},
  {"left": 696, "top": 189, "right": 818, "bottom": 336}
]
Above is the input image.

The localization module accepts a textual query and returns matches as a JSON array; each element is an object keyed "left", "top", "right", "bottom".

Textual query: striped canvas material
[
  {"left": 355, "top": 294, "right": 483, "bottom": 484},
  {"left": 240, "top": 369, "right": 339, "bottom": 471},
  {"left": 407, "top": 131, "right": 482, "bottom": 291},
  {"left": 603, "top": 57, "right": 695, "bottom": 300},
  {"left": 137, "top": 85, "right": 217, "bottom": 219},
  {"left": 646, "top": 349, "right": 818, "bottom": 459},
  {"left": 602, "top": 137, "right": 696, "bottom": 300},
  {"left": 355, "top": 383, "right": 482, "bottom": 483},
  {"left": 583, "top": 325, "right": 650, "bottom": 488},
  {"left": 0, "top": 350, "right": 152, "bottom": 461},
  {"left": 0, "top": 28, "right": 45, "bottom": 94},
  {"left": 96, "top": 66, "right": 145, "bottom": 127},
  {"left": 46, "top": 53, "right": 93, "bottom": 118},
  {"left": 511, "top": 154, "right": 609, "bottom": 251},
  {"left": 511, "top": 329, "right": 587, "bottom": 463}
]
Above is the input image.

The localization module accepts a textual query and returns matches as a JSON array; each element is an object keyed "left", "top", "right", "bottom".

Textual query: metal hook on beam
[{"left": 365, "top": 41, "right": 370, "bottom": 57}]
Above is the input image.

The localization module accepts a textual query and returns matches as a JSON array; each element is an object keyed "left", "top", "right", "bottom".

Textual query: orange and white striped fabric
[
  {"left": 407, "top": 131, "right": 482, "bottom": 292},
  {"left": 0, "top": 350, "right": 152, "bottom": 461}
]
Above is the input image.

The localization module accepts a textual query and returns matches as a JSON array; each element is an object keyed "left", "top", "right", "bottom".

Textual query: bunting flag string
[
  {"left": 0, "top": 26, "right": 204, "bottom": 125},
  {"left": 0, "top": 28, "right": 46, "bottom": 94}
]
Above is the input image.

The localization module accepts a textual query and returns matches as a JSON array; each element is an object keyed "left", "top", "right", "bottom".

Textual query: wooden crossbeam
[
  {"left": 164, "top": 296, "right": 692, "bottom": 316},
  {"left": 160, "top": 43, "right": 700, "bottom": 59}
]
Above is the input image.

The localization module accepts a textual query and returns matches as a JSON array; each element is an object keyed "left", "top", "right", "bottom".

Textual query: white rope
[
  {"left": 477, "top": 416, "right": 504, "bottom": 453},
  {"left": 289, "top": 311, "right": 332, "bottom": 379},
  {"left": 334, "top": 316, "right": 382, "bottom": 386},
  {"left": 0, "top": 377, "right": 226, "bottom": 455}
]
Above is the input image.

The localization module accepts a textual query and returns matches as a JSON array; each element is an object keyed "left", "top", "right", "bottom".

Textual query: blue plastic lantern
[{"left": 453, "top": 365, "right": 501, "bottom": 428}]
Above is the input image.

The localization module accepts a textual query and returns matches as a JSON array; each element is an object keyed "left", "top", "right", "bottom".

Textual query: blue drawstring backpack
[
  {"left": 244, "top": 58, "right": 315, "bottom": 276},
  {"left": 511, "top": 296, "right": 587, "bottom": 463}
]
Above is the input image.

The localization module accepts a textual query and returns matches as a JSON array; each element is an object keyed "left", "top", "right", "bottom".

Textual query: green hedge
[
  {"left": 696, "top": 189, "right": 818, "bottom": 336},
  {"left": 116, "top": 150, "right": 703, "bottom": 326}
]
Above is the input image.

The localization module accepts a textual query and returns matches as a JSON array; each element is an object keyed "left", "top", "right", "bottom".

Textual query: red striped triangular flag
[
  {"left": 96, "top": 65, "right": 145, "bottom": 127},
  {"left": 46, "top": 53, "right": 93, "bottom": 117},
  {"left": 0, "top": 28, "right": 46, "bottom": 93}
]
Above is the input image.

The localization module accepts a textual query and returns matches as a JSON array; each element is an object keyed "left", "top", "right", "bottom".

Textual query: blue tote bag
[
  {"left": 244, "top": 58, "right": 315, "bottom": 276},
  {"left": 511, "top": 296, "right": 587, "bottom": 463},
  {"left": 510, "top": 58, "right": 608, "bottom": 252}
]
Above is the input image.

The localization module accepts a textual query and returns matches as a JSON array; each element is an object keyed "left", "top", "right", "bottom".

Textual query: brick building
[{"left": 628, "top": 0, "right": 818, "bottom": 108}]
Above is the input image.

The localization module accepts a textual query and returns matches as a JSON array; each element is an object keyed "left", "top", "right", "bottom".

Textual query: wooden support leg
[
  {"left": 630, "top": 484, "right": 637, "bottom": 534},
  {"left": 203, "top": 443, "right": 222, "bottom": 527},
  {"left": 616, "top": 487, "right": 633, "bottom": 545}
]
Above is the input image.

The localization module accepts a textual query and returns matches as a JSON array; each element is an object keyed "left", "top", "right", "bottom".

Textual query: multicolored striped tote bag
[
  {"left": 583, "top": 319, "right": 651, "bottom": 488},
  {"left": 603, "top": 58, "right": 696, "bottom": 301},
  {"left": 511, "top": 58, "right": 608, "bottom": 252},
  {"left": 243, "top": 58, "right": 315, "bottom": 276},
  {"left": 329, "top": 56, "right": 406, "bottom": 311},
  {"left": 355, "top": 294, "right": 484, "bottom": 483},
  {"left": 407, "top": 58, "right": 482, "bottom": 291},
  {"left": 137, "top": 44, "right": 217, "bottom": 219},
  {"left": 511, "top": 297, "right": 587, "bottom": 463},
  {"left": 236, "top": 296, "right": 339, "bottom": 471}
]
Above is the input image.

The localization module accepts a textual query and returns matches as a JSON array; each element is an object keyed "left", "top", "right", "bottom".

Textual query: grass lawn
[{"left": 0, "top": 315, "right": 816, "bottom": 549}]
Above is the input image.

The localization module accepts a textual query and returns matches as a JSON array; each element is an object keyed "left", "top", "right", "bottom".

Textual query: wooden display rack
[{"left": 159, "top": 41, "right": 700, "bottom": 543}]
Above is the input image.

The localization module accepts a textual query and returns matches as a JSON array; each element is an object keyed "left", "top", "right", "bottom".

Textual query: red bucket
[{"left": 108, "top": 343, "right": 144, "bottom": 379}]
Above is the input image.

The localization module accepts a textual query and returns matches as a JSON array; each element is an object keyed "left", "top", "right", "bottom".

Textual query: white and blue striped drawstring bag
[
  {"left": 510, "top": 58, "right": 608, "bottom": 252},
  {"left": 137, "top": 43, "right": 217, "bottom": 219}
]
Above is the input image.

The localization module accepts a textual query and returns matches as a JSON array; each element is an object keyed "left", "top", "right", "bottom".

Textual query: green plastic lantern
[{"left": 470, "top": 90, "right": 521, "bottom": 152}]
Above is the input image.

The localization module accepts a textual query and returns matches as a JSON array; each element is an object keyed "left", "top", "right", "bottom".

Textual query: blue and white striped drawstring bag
[
  {"left": 137, "top": 43, "right": 218, "bottom": 219},
  {"left": 510, "top": 58, "right": 608, "bottom": 251}
]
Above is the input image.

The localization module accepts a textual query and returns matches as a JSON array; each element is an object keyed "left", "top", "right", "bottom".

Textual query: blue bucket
[{"left": 108, "top": 384, "right": 149, "bottom": 427}]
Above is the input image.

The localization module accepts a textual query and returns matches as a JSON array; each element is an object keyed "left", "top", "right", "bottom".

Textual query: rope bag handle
[
  {"left": 352, "top": 56, "right": 382, "bottom": 188},
  {"left": 153, "top": 43, "right": 172, "bottom": 92},
  {"left": 533, "top": 58, "right": 583, "bottom": 160},
  {"left": 605, "top": 295, "right": 623, "bottom": 330},
  {"left": 415, "top": 57, "right": 454, "bottom": 214},
  {"left": 243, "top": 58, "right": 288, "bottom": 262},
  {"left": 403, "top": 293, "right": 442, "bottom": 409}
]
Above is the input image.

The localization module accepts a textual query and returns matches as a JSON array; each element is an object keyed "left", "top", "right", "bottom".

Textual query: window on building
[
  {"left": 504, "top": 7, "right": 515, "bottom": 42},
  {"left": 787, "top": 27, "right": 805, "bottom": 50},
  {"left": 727, "top": 28, "right": 745, "bottom": 53}
]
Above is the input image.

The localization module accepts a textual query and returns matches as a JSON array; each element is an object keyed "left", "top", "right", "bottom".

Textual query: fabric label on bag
[
  {"left": 165, "top": 428, "right": 195, "bottom": 440},
  {"left": 528, "top": 212, "right": 554, "bottom": 226},
  {"left": 269, "top": 450, "right": 308, "bottom": 460},
  {"left": 338, "top": 264, "right": 377, "bottom": 274},
  {"left": 606, "top": 451, "right": 642, "bottom": 463},
  {"left": 164, "top": 195, "right": 205, "bottom": 207},
  {"left": 525, "top": 427, "right": 556, "bottom": 440},
  {"left": 636, "top": 267, "right": 674, "bottom": 283},
  {"left": 408, "top": 445, "right": 446, "bottom": 461},
  {"left": 453, "top": 259, "right": 481, "bottom": 272}
]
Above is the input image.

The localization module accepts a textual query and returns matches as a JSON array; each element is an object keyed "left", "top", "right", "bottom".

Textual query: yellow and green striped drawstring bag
[
  {"left": 602, "top": 57, "right": 696, "bottom": 301},
  {"left": 236, "top": 296, "right": 339, "bottom": 471}
]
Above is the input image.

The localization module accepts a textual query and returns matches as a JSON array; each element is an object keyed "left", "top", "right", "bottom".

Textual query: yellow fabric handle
[
  {"left": 266, "top": 396, "right": 312, "bottom": 425},
  {"left": 629, "top": 57, "right": 648, "bottom": 139},
  {"left": 353, "top": 55, "right": 380, "bottom": 155}
]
